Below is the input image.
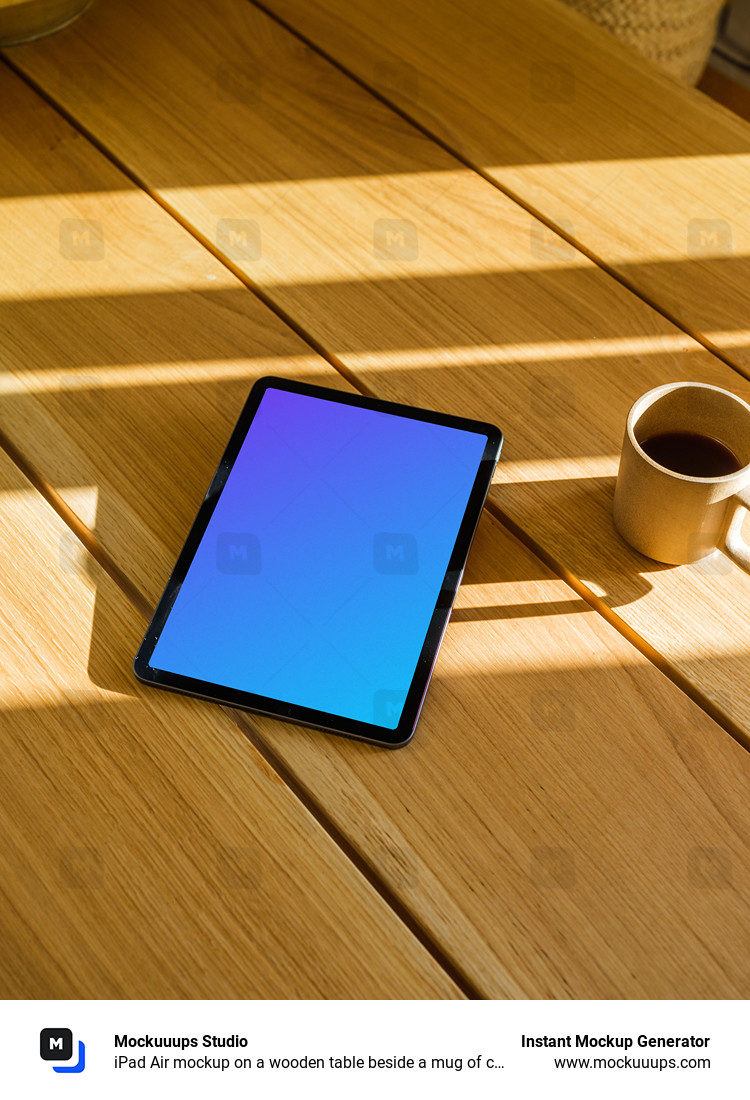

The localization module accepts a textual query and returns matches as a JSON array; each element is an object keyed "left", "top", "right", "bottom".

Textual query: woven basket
[{"left": 560, "top": 0, "right": 726, "bottom": 84}]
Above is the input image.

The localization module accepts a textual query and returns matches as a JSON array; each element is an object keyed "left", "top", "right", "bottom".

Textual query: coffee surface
[{"left": 639, "top": 431, "right": 742, "bottom": 478}]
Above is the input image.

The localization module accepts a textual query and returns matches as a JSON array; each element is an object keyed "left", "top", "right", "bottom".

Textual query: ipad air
[{"left": 134, "top": 377, "right": 502, "bottom": 746}]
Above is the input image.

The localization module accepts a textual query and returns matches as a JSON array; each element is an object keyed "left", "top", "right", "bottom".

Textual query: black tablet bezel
[{"left": 134, "top": 376, "right": 503, "bottom": 747}]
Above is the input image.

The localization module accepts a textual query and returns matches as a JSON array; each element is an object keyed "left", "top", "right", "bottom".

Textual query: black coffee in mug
[
  {"left": 615, "top": 381, "right": 750, "bottom": 568},
  {"left": 639, "top": 431, "right": 743, "bottom": 478}
]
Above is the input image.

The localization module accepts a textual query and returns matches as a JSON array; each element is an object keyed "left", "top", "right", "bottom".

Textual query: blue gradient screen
[{"left": 150, "top": 387, "right": 487, "bottom": 729}]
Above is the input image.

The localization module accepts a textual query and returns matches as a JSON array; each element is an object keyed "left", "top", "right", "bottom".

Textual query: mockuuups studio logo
[
  {"left": 216, "top": 218, "right": 262, "bottom": 262},
  {"left": 687, "top": 218, "right": 732, "bottom": 258},
  {"left": 40, "top": 1028, "right": 86, "bottom": 1073},
  {"left": 373, "top": 219, "right": 418, "bottom": 261},
  {"left": 373, "top": 689, "right": 407, "bottom": 727},
  {"left": 373, "top": 532, "right": 418, "bottom": 574},
  {"left": 216, "top": 532, "right": 262, "bottom": 574},
  {"left": 59, "top": 219, "right": 105, "bottom": 261},
  {"left": 529, "top": 61, "right": 575, "bottom": 103}
]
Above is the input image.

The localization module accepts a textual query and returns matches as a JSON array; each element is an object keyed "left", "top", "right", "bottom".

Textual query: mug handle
[{"left": 723, "top": 485, "right": 750, "bottom": 572}]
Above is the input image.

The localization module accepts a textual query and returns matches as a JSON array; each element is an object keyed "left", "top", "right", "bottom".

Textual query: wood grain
[
  {"left": 700, "top": 65, "right": 750, "bottom": 126},
  {"left": 0, "top": 452, "right": 459, "bottom": 998},
  {"left": 12, "top": 401, "right": 750, "bottom": 998},
  {"left": 252, "top": 506, "right": 750, "bottom": 998},
  {"left": 257, "top": 0, "right": 750, "bottom": 374},
  {"left": 5, "top": 0, "right": 750, "bottom": 741},
  {"left": 0, "top": 62, "right": 750, "bottom": 996}
]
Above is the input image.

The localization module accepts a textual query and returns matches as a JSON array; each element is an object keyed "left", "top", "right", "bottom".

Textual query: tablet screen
[{"left": 137, "top": 379, "right": 501, "bottom": 745}]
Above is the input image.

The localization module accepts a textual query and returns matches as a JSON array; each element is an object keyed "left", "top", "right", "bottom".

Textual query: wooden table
[{"left": 2, "top": 0, "right": 750, "bottom": 998}]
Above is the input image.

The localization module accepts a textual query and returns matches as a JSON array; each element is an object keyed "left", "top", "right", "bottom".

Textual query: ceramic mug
[
  {"left": 0, "top": 0, "right": 90, "bottom": 46},
  {"left": 613, "top": 381, "right": 750, "bottom": 570}
]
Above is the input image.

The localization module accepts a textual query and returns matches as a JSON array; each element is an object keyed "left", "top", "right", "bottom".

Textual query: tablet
[{"left": 134, "top": 377, "right": 502, "bottom": 746}]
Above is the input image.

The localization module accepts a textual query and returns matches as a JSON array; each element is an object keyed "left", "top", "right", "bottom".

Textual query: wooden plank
[
  {"left": 0, "top": 67, "right": 750, "bottom": 997},
  {"left": 254, "top": 0, "right": 750, "bottom": 375},
  {"left": 0, "top": 452, "right": 459, "bottom": 998},
  {"left": 5, "top": 0, "right": 750, "bottom": 742}
]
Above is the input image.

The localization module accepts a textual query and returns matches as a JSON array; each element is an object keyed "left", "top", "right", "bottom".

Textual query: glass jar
[{"left": 0, "top": 0, "right": 91, "bottom": 46}]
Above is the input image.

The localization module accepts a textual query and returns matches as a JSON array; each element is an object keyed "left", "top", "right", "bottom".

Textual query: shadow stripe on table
[{"left": 252, "top": 0, "right": 750, "bottom": 381}]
